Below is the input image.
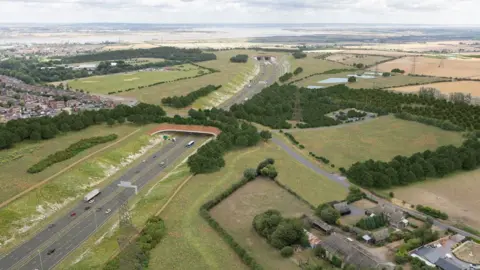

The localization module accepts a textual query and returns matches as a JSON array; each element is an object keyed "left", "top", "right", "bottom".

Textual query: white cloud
[{"left": 0, "top": 0, "right": 478, "bottom": 24}]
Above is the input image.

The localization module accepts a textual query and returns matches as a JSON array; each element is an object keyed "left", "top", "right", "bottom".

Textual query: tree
[
  {"left": 280, "top": 246, "right": 294, "bottom": 257},
  {"left": 316, "top": 204, "right": 340, "bottom": 225},
  {"left": 260, "top": 164, "right": 278, "bottom": 179},
  {"left": 106, "top": 118, "right": 115, "bottom": 126},
  {"left": 259, "top": 130, "right": 272, "bottom": 141},
  {"left": 243, "top": 168, "right": 257, "bottom": 180},
  {"left": 117, "top": 116, "right": 125, "bottom": 124},
  {"left": 355, "top": 63, "right": 364, "bottom": 69},
  {"left": 30, "top": 131, "right": 41, "bottom": 141},
  {"left": 382, "top": 72, "right": 391, "bottom": 77},
  {"left": 348, "top": 76, "right": 357, "bottom": 83}
]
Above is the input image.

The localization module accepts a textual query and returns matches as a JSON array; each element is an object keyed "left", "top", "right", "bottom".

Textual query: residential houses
[{"left": 366, "top": 204, "right": 409, "bottom": 229}]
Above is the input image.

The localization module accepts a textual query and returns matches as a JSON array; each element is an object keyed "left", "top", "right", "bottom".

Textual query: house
[
  {"left": 366, "top": 204, "right": 408, "bottom": 229},
  {"left": 304, "top": 229, "right": 321, "bottom": 248},
  {"left": 333, "top": 201, "right": 351, "bottom": 216},
  {"left": 410, "top": 234, "right": 470, "bottom": 270},
  {"left": 371, "top": 228, "right": 390, "bottom": 243},
  {"left": 320, "top": 233, "right": 394, "bottom": 270}
]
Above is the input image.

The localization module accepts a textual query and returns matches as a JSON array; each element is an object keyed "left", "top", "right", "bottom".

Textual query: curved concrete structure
[{"left": 149, "top": 123, "right": 221, "bottom": 137}]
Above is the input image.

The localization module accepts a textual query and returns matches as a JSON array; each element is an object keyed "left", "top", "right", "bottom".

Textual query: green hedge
[
  {"left": 161, "top": 85, "right": 222, "bottom": 108},
  {"left": 27, "top": 134, "right": 118, "bottom": 173},
  {"left": 416, "top": 205, "right": 449, "bottom": 220},
  {"left": 200, "top": 177, "right": 264, "bottom": 270},
  {"left": 103, "top": 216, "right": 167, "bottom": 270}
]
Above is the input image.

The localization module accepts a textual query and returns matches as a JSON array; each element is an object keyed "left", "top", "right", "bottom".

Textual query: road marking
[{"left": 10, "top": 137, "right": 191, "bottom": 269}]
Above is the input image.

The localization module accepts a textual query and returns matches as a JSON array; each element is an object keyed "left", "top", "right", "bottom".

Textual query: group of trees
[
  {"left": 1, "top": 47, "right": 216, "bottom": 84},
  {"left": 416, "top": 205, "right": 449, "bottom": 220},
  {"left": 309, "top": 152, "right": 330, "bottom": 165},
  {"left": 230, "top": 54, "right": 249, "bottom": 63},
  {"left": 347, "top": 138, "right": 480, "bottom": 189},
  {"left": 161, "top": 85, "right": 222, "bottom": 108},
  {"left": 315, "top": 203, "right": 341, "bottom": 225},
  {"left": 356, "top": 214, "right": 388, "bottom": 230},
  {"left": 348, "top": 76, "right": 357, "bottom": 83},
  {"left": 103, "top": 216, "right": 166, "bottom": 270},
  {"left": 0, "top": 103, "right": 166, "bottom": 150},
  {"left": 293, "top": 67, "right": 303, "bottom": 75},
  {"left": 391, "top": 68, "right": 406, "bottom": 74},
  {"left": 253, "top": 209, "right": 309, "bottom": 252},
  {"left": 279, "top": 72, "right": 293, "bottom": 83},
  {"left": 230, "top": 83, "right": 480, "bottom": 131},
  {"left": 257, "top": 158, "right": 278, "bottom": 179},
  {"left": 27, "top": 134, "right": 118, "bottom": 173},
  {"left": 63, "top": 46, "right": 216, "bottom": 63},
  {"left": 292, "top": 51, "right": 307, "bottom": 59},
  {"left": 395, "top": 225, "right": 439, "bottom": 264}
]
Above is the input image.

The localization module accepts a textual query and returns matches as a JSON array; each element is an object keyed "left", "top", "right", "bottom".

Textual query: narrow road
[{"left": 271, "top": 137, "right": 480, "bottom": 240}]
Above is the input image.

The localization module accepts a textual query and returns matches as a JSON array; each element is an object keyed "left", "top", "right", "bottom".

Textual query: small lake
[
  {"left": 317, "top": 78, "right": 348, "bottom": 83},
  {"left": 307, "top": 85, "right": 325, "bottom": 89}
]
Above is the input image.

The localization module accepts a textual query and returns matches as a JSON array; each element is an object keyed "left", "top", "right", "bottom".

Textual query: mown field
[
  {"left": 289, "top": 115, "right": 464, "bottom": 169},
  {"left": 210, "top": 178, "right": 317, "bottom": 270},
  {"left": 392, "top": 80, "right": 480, "bottom": 97},
  {"left": 326, "top": 53, "right": 392, "bottom": 66},
  {"left": 288, "top": 53, "right": 349, "bottom": 79},
  {"left": 0, "top": 124, "right": 163, "bottom": 254},
  {"left": 294, "top": 71, "right": 442, "bottom": 89},
  {"left": 55, "top": 137, "right": 210, "bottom": 270},
  {"left": 148, "top": 141, "right": 346, "bottom": 269},
  {"left": 388, "top": 168, "right": 480, "bottom": 232},
  {"left": 118, "top": 50, "right": 258, "bottom": 111},
  {"left": 67, "top": 64, "right": 204, "bottom": 94}
]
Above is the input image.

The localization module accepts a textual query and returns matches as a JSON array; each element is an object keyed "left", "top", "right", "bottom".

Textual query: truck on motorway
[{"left": 84, "top": 189, "right": 100, "bottom": 202}]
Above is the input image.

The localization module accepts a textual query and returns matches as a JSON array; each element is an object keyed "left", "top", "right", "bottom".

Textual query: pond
[{"left": 317, "top": 78, "right": 348, "bottom": 84}]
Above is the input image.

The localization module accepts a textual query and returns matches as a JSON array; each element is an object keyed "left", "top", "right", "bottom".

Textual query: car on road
[
  {"left": 70, "top": 212, "right": 76, "bottom": 217},
  {"left": 142, "top": 160, "right": 146, "bottom": 163},
  {"left": 96, "top": 207, "right": 102, "bottom": 212},
  {"left": 84, "top": 206, "right": 91, "bottom": 211},
  {"left": 153, "top": 155, "right": 157, "bottom": 158},
  {"left": 88, "top": 199, "right": 94, "bottom": 204},
  {"left": 48, "top": 224, "right": 55, "bottom": 229},
  {"left": 47, "top": 249, "right": 55, "bottom": 255},
  {"left": 160, "top": 161, "right": 165, "bottom": 167},
  {"left": 135, "top": 170, "right": 140, "bottom": 174},
  {"left": 105, "top": 208, "right": 111, "bottom": 214}
]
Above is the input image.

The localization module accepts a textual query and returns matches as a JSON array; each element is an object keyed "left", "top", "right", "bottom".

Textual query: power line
[{"left": 411, "top": 56, "right": 417, "bottom": 75}]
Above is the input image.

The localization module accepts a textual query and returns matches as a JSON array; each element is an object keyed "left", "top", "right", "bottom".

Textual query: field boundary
[{"left": 0, "top": 128, "right": 142, "bottom": 209}]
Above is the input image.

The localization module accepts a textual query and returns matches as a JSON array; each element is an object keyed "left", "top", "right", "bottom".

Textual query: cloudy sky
[{"left": 0, "top": 0, "right": 478, "bottom": 25}]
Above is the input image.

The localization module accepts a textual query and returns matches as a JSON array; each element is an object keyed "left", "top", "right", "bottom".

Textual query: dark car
[
  {"left": 47, "top": 249, "right": 55, "bottom": 255},
  {"left": 153, "top": 155, "right": 157, "bottom": 158},
  {"left": 70, "top": 212, "right": 76, "bottom": 217},
  {"left": 135, "top": 170, "right": 140, "bottom": 174},
  {"left": 96, "top": 207, "right": 102, "bottom": 212},
  {"left": 84, "top": 206, "right": 91, "bottom": 211},
  {"left": 48, "top": 224, "right": 55, "bottom": 229}
]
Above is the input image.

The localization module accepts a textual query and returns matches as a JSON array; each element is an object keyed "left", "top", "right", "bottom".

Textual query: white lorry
[{"left": 84, "top": 189, "right": 100, "bottom": 202}]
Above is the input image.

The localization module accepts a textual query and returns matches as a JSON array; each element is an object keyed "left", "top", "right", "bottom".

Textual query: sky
[{"left": 0, "top": 0, "right": 479, "bottom": 25}]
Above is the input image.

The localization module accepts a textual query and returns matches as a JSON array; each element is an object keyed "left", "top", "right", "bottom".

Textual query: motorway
[{"left": 0, "top": 57, "right": 285, "bottom": 270}]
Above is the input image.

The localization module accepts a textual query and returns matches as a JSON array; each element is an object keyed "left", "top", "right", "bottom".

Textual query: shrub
[
  {"left": 293, "top": 67, "right": 303, "bottom": 75},
  {"left": 292, "top": 51, "right": 307, "bottom": 59},
  {"left": 315, "top": 204, "right": 340, "bottom": 225},
  {"left": 27, "top": 134, "right": 118, "bottom": 173},
  {"left": 230, "top": 54, "right": 249, "bottom": 63},
  {"left": 253, "top": 210, "right": 306, "bottom": 250},
  {"left": 416, "top": 205, "right": 448, "bottom": 220},
  {"left": 280, "top": 246, "right": 294, "bottom": 257},
  {"left": 243, "top": 168, "right": 257, "bottom": 180},
  {"left": 161, "top": 85, "right": 222, "bottom": 108},
  {"left": 348, "top": 76, "right": 357, "bottom": 83}
]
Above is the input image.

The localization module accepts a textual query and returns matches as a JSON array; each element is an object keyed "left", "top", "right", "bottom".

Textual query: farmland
[
  {"left": 388, "top": 168, "right": 480, "bottom": 231},
  {"left": 118, "top": 50, "right": 258, "bottom": 110},
  {"left": 288, "top": 53, "right": 349, "bottom": 78},
  {"left": 67, "top": 64, "right": 205, "bottom": 94},
  {"left": 376, "top": 56, "right": 480, "bottom": 78},
  {"left": 148, "top": 141, "right": 346, "bottom": 269},
  {"left": 0, "top": 124, "right": 164, "bottom": 253},
  {"left": 392, "top": 80, "right": 480, "bottom": 97},
  {"left": 326, "top": 53, "right": 393, "bottom": 67},
  {"left": 288, "top": 115, "right": 464, "bottom": 169},
  {"left": 349, "top": 74, "right": 444, "bottom": 89},
  {"left": 210, "top": 178, "right": 314, "bottom": 270}
]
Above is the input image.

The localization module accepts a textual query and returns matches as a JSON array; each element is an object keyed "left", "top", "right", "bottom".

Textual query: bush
[
  {"left": 389, "top": 191, "right": 395, "bottom": 198},
  {"left": 293, "top": 67, "right": 303, "bottom": 75},
  {"left": 230, "top": 54, "right": 249, "bottom": 63},
  {"left": 348, "top": 76, "right": 357, "bottom": 83},
  {"left": 315, "top": 204, "right": 340, "bottom": 225},
  {"left": 243, "top": 168, "right": 257, "bottom": 180},
  {"left": 346, "top": 186, "right": 365, "bottom": 203},
  {"left": 416, "top": 205, "right": 449, "bottom": 220},
  {"left": 280, "top": 246, "right": 294, "bottom": 257},
  {"left": 279, "top": 72, "right": 293, "bottom": 82},
  {"left": 292, "top": 51, "right": 307, "bottom": 59},
  {"left": 27, "top": 134, "right": 118, "bottom": 173}
]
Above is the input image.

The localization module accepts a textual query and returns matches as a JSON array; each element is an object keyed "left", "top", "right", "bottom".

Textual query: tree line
[
  {"left": 161, "top": 85, "right": 222, "bottom": 108},
  {"left": 230, "top": 54, "right": 249, "bottom": 63},
  {"left": 0, "top": 103, "right": 166, "bottom": 150},
  {"left": 62, "top": 46, "right": 216, "bottom": 63},
  {"left": 230, "top": 83, "right": 480, "bottom": 131},
  {"left": 27, "top": 134, "right": 118, "bottom": 173},
  {"left": 347, "top": 138, "right": 480, "bottom": 189}
]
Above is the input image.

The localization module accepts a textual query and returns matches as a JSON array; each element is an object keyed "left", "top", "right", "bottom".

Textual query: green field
[
  {"left": 210, "top": 178, "right": 315, "bottom": 270},
  {"left": 288, "top": 54, "right": 349, "bottom": 79},
  {"left": 118, "top": 50, "right": 258, "bottom": 112},
  {"left": 0, "top": 124, "right": 163, "bottom": 254},
  {"left": 54, "top": 137, "right": 210, "bottom": 270},
  {"left": 67, "top": 64, "right": 205, "bottom": 94},
  {"left": 294, "top": 71, "right": 442, "bottom": 89},
  {"left": 148, "top": 141, "right": 346, "bottom": 270},
  {"left": 289, "top": 115, "right": 464, "bottom": 169}
]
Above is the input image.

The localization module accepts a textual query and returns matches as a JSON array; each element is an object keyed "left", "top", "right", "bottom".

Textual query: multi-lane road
[{"left": 0, "top": 57, "right": 284, "bottom": 270}]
